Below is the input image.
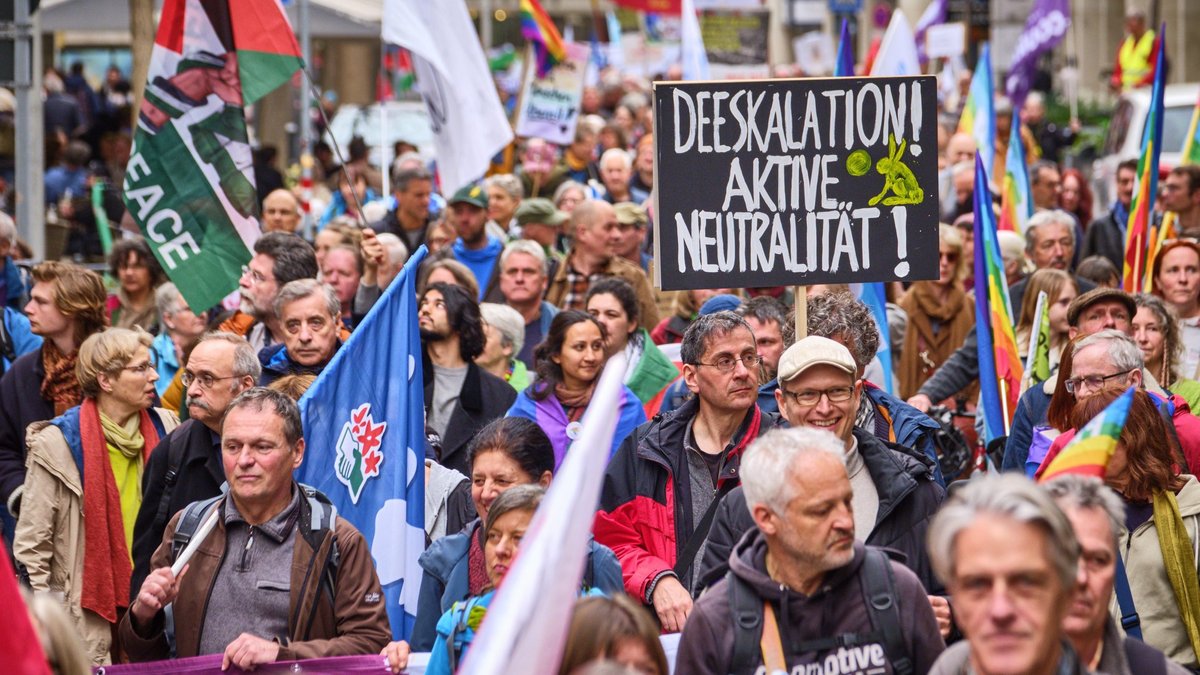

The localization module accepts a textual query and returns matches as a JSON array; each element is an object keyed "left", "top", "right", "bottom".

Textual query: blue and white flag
[{"left": 297, "top": 246, "right": 429, "bottom": 640}]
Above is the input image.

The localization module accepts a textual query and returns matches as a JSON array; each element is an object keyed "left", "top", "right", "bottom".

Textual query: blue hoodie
[{"left": 451, "top": 235, "right": 503, "bottom": 301}]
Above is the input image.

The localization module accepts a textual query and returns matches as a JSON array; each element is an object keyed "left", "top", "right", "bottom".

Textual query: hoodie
[
  {"left": 676, "top": 530, "right": 945, "bottom": 675},
  {"left": 451, "top": 236, "right": 504, "bottom": 302}
]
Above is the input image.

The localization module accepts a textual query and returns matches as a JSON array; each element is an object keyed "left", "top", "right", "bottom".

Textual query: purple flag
[
  {"left": 93, "top": 654, "right": 391, "bottom": 673},
  {"left": 1004, "top": 0, "right": 1070, "bottom": 108},
  {"left": 914, "top": 0, "right": 948, "bottom": 65}
]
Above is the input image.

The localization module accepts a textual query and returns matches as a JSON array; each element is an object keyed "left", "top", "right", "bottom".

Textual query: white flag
[
  {"left": 679, "top": 0, "right": 710, "bottom": 80},
  {"left": 382, "top": 0, "right": 514, "bottom": 196},
  {"left": 869, "top": 10, "right": 921, "bottom": 77},
  {"left": 457, "top": 353, "right": 629, "bottom": 675}
]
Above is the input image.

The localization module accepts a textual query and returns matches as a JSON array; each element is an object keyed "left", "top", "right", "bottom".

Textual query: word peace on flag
[{"left": 652, "top": 76, "right": 940, "bottom": 291}]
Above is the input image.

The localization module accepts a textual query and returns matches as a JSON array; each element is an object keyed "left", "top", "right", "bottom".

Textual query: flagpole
[
  {"left": 299, "top": 0, "right": 314, "bottom": 239},
  {"left": 303, "top": 71, "right": 369, "bottom": 228},
  {"left": 999, "top": 378, "right": 1012, "bottom": 436}
]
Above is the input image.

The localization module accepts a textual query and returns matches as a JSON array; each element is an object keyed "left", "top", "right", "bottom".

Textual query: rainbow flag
[
  {"left": 973, "top": 152, "right": 1023, "bottom": 442},
  {"left": 998, "top": 118, "right": 1033, "bottom": 233},
  {"left": 1123, "top": 25, "right": 1167, "bottom": 293},
  {"left": 1145, "top": 86, "right": 1200, "bottom": 292},
  {"left": 1039, "top": 386, "right": 1136, "bottom": 482},
  {"left": 520, "top": 0, "right": 567, "bottom": 79},
  {"left": 958, "top": 44, "right": 996, "bottom": 183}
]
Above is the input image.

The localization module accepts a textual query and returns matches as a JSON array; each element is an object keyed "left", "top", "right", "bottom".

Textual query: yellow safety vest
[{"left": 1119, "top": 30, "right": 1156, "bottom": 89}]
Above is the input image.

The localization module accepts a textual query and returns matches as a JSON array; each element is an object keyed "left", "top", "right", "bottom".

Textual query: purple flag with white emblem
[{"left": 1004, "top": 0, "right": 1070, "bottom": 109}]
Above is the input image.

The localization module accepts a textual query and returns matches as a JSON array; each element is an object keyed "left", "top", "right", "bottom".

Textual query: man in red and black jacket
[{"left": 595, "top": 311, "right": 779, "bottom": 633}]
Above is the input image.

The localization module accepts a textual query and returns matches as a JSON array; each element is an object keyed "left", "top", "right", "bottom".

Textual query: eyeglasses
[
  {"left": 121, "top": 357, "right": 157, "bottom": 377},
  {"left": 1064, "top": 369, "right": 1134, "bottom": 395},
  {"left": 240, "top": 265, "right": 273, "bottom": 285},
  {"left": 780, "top": 385, "right": 855, "bottom": 407},
  {"left": 182, "top": 371, "right": 240, "bottom": 390},
  {"left": 692, "top": 352, "right": 762, "bottom": 373}
]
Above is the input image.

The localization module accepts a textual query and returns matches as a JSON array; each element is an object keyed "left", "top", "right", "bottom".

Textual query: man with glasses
[
  {"left": 220, "top": 232, "right": 319, "bottom": 354},
  {"left": 130, "top": 331, "right": 261, "bottom": 596},
  {"left": 696, "top": 336, "right": 947, "bottom": 624},
  {"left": 1004, "top": 288, "right": 1138, "bottom": 471},
  {"left": 1034, "top": 329, "right": 1200, "bottom": 478},
  {"left": 596, "top": 311, "right": 778, "bottom": 632}
]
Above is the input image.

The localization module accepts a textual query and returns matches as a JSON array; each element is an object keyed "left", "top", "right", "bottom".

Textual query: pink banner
[{"left": 94, "top": 654, "right": 392, "bottom": 674}]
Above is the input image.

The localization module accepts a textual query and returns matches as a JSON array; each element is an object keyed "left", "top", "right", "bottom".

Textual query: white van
[{"left": 1091, "top": 83, "right": 1198, "bottom": 213}]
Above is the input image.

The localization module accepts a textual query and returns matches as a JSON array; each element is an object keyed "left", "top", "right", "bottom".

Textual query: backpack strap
[
  {"left": 673, "top": 480, "right": 736, "bottom": 581},
  {"left": 171, "top": 494, "right": 224, "bottom": 562},
  {"left": 1114, "top": 554, "right": 1143, "bottom": 640},
  {"left": 861, "top": 547, "right": 913, "bottom": 675},
  {"left": 728, "top": 570, "right": 762, "bottom": 674},
  {"left": 0, "top": 313, "right": 15, "bottom": 372},
  {"left": 151, "top": 429, "right": 192, "bottom": 553}
]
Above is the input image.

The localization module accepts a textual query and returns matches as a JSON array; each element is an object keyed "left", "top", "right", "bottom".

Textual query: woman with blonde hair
[
  {"left": 14, "top": 327, "right": 179, "bottom": 665},
  {"left": 1133, "top": 293, "right": 1200, "bottom": 409},
  {"left": 896, "top": 224, "right": 975, "bottom": 400},
  {"left": 1013, "top": 268, "right": 1079, "bottom": 382}
]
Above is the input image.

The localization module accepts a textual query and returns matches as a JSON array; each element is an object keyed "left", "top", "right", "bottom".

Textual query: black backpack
[{"left": 728, "top": 547, "right": 913, "bottom": 675}]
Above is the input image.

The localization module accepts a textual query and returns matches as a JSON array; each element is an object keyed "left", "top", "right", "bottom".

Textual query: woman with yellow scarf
[{"left": 1076, "top": 388, "right": 1200, "bottom": 670}]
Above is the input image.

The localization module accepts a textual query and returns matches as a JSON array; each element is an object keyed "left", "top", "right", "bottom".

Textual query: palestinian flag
[{"left": 123, "top": 0, "right": 302, "bottom": 312}]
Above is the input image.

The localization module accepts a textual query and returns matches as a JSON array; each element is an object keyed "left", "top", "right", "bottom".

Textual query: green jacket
[
  {"left": 626, "top": 330, "right": 680, "bottom": 405},
  {"left": 1170, "top": 379, "right": 1200, "bottom": 415}
]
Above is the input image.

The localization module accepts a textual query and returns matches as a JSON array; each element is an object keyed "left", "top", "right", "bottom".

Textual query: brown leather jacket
[{"left": 118, "top": 489, "right": 391, "bottom": 661}]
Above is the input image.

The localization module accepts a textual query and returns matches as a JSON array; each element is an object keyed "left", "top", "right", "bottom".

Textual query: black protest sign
[{"left": 652, "top": 76, "right": 940, "bottom": 291}]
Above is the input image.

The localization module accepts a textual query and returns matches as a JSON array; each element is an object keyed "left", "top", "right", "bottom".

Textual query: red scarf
[{"left": 78, "top": 398, "right": 160, "bottom": 624}]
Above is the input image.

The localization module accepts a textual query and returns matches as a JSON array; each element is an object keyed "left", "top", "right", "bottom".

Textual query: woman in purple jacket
[{"left": 507, "top": 310, "right": 645, "bottom": 469}]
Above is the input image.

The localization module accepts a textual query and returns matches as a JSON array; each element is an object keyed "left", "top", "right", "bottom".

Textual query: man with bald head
[
  {"left": 544, "top": 199, "right": 659, "bottom": 330},
  {"left": 261, "top": 190, "right": 301, "bottom": 233}
]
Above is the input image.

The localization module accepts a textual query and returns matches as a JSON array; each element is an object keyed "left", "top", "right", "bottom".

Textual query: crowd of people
[{"left": 5, "top": 18, "right": 1200, "bottom": 675}]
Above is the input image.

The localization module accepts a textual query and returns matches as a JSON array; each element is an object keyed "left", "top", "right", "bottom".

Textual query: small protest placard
[
  {"left": 514, "top": 42, "right": 590, "bottom": 146},
  {"left": 925, "top": 22, "right": 966, "bottom": 60},
  {"left": 652, "top": 76, "right": 940, "bottom": 291},
  {"left": 700, "top": 9, "right": 770, "bottom": 79}
]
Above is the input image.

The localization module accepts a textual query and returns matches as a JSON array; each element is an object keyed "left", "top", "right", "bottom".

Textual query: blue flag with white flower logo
[{"left": 297, "top": 246, "right": 428, "bottom": 640}]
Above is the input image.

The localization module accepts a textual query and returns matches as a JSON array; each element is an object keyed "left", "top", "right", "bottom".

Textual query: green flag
[{"left": 123, "top": 0, "right": 302, "bottom": 311}]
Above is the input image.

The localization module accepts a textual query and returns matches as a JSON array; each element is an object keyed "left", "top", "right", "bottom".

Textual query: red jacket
[{"left": 593, "top": 398, "right": 771, "bottom": 601}]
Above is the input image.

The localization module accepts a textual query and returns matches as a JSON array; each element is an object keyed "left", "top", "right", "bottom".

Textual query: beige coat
[
  {"left": 13, "top": 408, "right": 178, "bottom": 665},
  {"left": 1114, "top": 475, "right": 1200, "bottom": 669}
]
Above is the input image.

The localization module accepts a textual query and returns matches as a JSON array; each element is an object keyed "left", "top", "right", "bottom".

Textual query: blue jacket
[
  {"left": 410, "top": 519, "right": 622, "bottom": 651},
  {"left": 1003, "top": 382, "right": 1053, "bottom": 472},
  {"left": 1, "top": 307, "right": 41, "bottom": 373},
  {"left": 257, "top": 341, "right": 340, "bottom": 386},
  {"left": 863, "top": 384, "right": 946, "bottom": 487}
]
